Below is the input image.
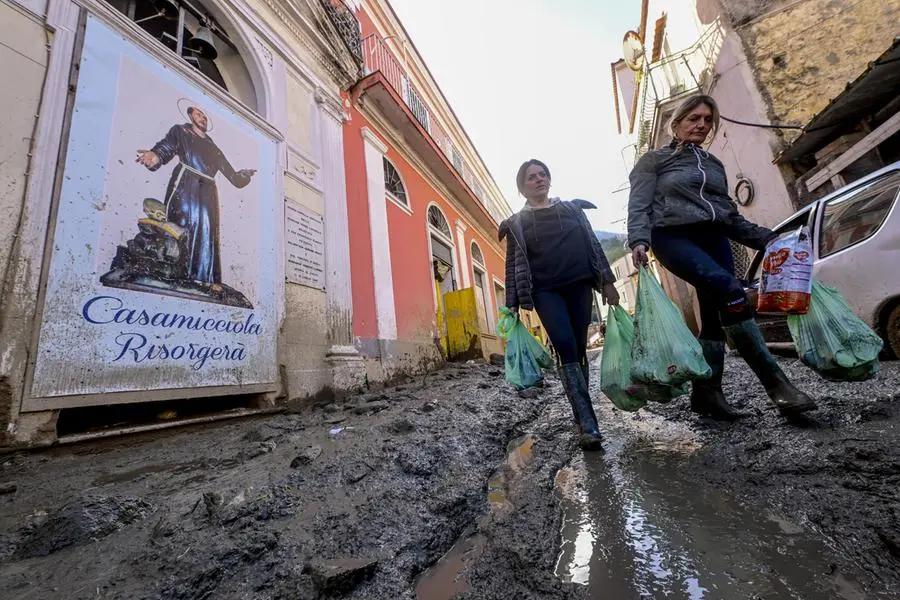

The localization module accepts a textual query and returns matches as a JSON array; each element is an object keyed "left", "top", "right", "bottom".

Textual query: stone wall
[{"left": 738, "top": 0, "right": 900, "bottom": 141}]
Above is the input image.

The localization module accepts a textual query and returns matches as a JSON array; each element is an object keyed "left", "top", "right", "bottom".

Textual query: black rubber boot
[
  {"left": 690, "top": 339, "right": 748, "bottom": 422},
  {"left": 558, "top": 363, "right": 603, "bottom": 451},
  {"left": 723, "top": 319, "right": 817, "bottom": 415},
  {"left": 563, "top": 358, "right": 591, "bottom": 425}
]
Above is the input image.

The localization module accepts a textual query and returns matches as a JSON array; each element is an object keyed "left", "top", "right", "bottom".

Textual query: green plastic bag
[
  {"left": 601, "top": 305, "right": 687, "bottom": 409},
  {"left": 787, "top": 280, "right": 883, "bottom": 381},
  {"left": 497, "top": 307, "right": 554, "bottom": 390},
  {"left": 600, "top": 306, "right": 642, "bottom": 411},
  {"left": 600, "top": 306, "right": 645, "bottom": 411},
  {"left": 631, "top": 267, "right": 711, "bottom": 390}
]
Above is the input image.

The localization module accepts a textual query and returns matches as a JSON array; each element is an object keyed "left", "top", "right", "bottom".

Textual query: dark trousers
[
  {"left": 651, "top": 225, "right": 750, "bottom": 341},
  {"left": 533, "top": 279, "right": 594, "bottom": 365}
]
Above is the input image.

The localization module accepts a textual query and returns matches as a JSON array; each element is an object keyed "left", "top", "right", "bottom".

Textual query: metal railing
[
  {"left": 633, "top": 21, "right": 726, "bottom": 161},
  {"left": 322, "top": 0, "right": 362, "bottom": 61},
  {"left": 361, "top": 33, "right": 494, "bottom": 214}
]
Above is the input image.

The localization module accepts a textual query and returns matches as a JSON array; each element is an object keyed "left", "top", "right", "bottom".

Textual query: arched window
[
  {"left": 470, "top": 241, "right": 490, "bottom": 332},
  {"left": 470, "top": 241, "right": 484, "bottom": 267},
  {"left": 428, "top": 205, "right": 451, "bottom": 239},
  {"left": 383, "top": 157, "right": 408, "bottom": 206},
  {"left": 105, "top": 0, "right": 257, "bottom": 108}
]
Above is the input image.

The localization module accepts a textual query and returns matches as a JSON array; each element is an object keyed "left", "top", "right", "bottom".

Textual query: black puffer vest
[{"left": 498, "top": 199, "right": 614, "bottom": 311}]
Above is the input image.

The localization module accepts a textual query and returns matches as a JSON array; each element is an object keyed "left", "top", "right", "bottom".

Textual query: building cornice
[{"left": 255, "top": 0, "right": 359, "bottom": 87}]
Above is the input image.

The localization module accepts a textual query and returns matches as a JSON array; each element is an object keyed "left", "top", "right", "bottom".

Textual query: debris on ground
[
  {"left": 0, "top": 363, "right": 573, "bottom": 599},
  {"left": 2, "top": 358, "right": 899, "bottom": 598}
]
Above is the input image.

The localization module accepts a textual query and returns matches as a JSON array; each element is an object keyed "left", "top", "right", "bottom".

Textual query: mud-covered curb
[{"left": 0, "top": 363, "right": 576, "bottom": 599}]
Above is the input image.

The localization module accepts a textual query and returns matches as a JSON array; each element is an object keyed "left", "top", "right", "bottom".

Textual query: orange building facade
[{"left": 342, "top": 0, "right": 512, "bottom": 380}]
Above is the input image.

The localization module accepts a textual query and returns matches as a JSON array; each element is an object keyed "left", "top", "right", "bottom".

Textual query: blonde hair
[{"left": 668, "top": 94, "right": 720, "bottom": 149}]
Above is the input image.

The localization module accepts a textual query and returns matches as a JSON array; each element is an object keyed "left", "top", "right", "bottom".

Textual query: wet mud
[
  {"left": 0, "top": 363, "right": 573, "bottom": 600},
  {"left": 593, "top": 355, "right": 900, "bottom": 598},
  {"left": 2, "top": 356, "right": 899, "bottom": 599},
  {"left": 556, "top": 442, "right": 886, "bottom": 599}
]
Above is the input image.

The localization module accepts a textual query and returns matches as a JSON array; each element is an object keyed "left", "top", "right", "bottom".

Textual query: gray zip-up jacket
[
  {"left": 627, "top": 143, "right": 773, "bottom": 251},
  {"left": 498, "top": 199, "right": 614, "bottom": 311}
]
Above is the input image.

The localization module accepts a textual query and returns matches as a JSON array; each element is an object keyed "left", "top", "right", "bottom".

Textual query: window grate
[
  {"left": 383, "top": 157, "right": 408, "bottom": 206},
  {"left": 428, "top": 205, "right": 451, "bottom": 238}
]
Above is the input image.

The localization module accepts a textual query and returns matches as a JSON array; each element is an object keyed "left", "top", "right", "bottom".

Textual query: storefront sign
[
  {"left": 29, "top": 16, "right": 279, "bottom": 403},
  {"left": 284, "top": 200, "right": 326, "bottom": 289}
]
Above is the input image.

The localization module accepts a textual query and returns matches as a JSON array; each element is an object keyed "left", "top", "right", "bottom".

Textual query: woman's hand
[
  {"left": 602, "top": 283, "right": 619, "bottom": 306},
  {"left": 632, "top": 244, "right": 649, "bottom": 269}
]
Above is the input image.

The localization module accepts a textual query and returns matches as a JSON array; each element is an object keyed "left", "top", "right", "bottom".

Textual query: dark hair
[{"left": 516, "top": 159, "right": 551, "bottom": 195}]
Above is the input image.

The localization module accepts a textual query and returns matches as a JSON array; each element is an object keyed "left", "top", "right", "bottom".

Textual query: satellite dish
[{"left": 623, "top": 31, "right": 645, "bottom": 72}]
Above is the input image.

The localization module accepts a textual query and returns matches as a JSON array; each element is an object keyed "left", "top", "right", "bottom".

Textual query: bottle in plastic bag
[
  {"left": 787, "top": 280, "right": 883, "bottom": 381},
  {"left": 497, "top": 307, "right": 555, "bottom": 390},
  {"left": 630, "top": 267, "right": 711, "bottom": 390},
  {"left": 758, "top": 226, "right": 813, "bottom": 314}
]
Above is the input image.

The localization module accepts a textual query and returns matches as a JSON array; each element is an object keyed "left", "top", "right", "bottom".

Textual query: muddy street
[{"left": 2, "top": 357, "right": 900, "bottom": 599}]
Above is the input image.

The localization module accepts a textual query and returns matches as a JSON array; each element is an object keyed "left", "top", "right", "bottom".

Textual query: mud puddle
[
  {"left": 415, "top": 435, "right": 534, "bottom": 600},
  {"left": 555, "top": 436, "right": 882, "bottom": 599}
]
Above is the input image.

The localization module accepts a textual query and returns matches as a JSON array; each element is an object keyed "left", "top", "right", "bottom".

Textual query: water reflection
[
  {"left": 555, "top": 438, "right": 875, "bottom": 599},
  {"left": 554, "top": 466, "right": 594, "bottom": 585}
]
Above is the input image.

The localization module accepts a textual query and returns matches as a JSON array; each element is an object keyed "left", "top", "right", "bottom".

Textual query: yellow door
[{"left": 435, "top": 280, "right": 448, "bottom": 356}]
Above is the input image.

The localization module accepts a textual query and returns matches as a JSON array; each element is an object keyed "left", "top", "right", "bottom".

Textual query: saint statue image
[{"left": 101, "top": 100, "right": 256, "bottom": 309}]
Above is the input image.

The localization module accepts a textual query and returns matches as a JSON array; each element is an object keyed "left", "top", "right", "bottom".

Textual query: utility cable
[{"left": 720, "top": 114, "right": 804, "bottom": 131}]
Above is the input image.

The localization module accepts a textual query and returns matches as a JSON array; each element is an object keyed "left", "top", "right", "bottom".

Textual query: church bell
[
  {"left": 151, "top": 0, "right": 180, "bottom": 21},
  {"left": 187, "top": 26, "right": 218, "bottom": 61}
]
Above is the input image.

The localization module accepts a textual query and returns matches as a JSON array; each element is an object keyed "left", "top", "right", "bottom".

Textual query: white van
[{"left": 745, "top": 162, "right": 900, "bottom": 357}]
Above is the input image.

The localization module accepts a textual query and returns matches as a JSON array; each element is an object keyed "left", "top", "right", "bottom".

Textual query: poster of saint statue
[
  {"left": 29, "top": 16, "right": 279, "bottom": 405},
  {"left": 101, "top": 98, "right": 257, "bottom": 308}
]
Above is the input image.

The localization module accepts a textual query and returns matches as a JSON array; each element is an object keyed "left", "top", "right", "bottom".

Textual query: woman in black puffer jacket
[
  {"left": 499, "top": 159, "right": 619, "bottom": 451},
  {"left": 628, "top": 94, "right": 816, "bottom": 422}
]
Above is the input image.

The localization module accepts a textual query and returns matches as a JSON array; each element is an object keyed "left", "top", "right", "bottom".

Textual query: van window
[{"left": 820, "top": 171, "right": 900, "bottom": 257}]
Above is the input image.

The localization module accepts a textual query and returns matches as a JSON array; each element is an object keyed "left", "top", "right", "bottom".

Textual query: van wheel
[{"left": 887, "top": 304, "right": 900, "bottom": 359}]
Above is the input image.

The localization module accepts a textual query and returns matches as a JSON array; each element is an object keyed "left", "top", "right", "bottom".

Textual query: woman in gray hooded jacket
[
  {"left": 627, "top": 94, "right": 816, "bottom": 421},
  {"left": 499, "top": 159, "right": 619, "bottom": 450}
]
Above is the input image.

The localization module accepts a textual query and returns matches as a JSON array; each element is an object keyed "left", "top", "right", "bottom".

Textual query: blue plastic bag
[
  {"left": 631, "top": 267, "right": 710, "bottom": 390},
  {"left": 787, "top": 280, "right": 883, "bottom": 381},
  {"left": 497, "top": 307, "right": 554, "bottom": 390},
  {"left": 601, "top": 304, "right": 687, "bottom": 409}
]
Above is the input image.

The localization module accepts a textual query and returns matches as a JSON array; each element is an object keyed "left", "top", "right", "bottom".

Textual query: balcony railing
[
  {"left": 361, "top": 33, "right": 495, "bottom": 215},
  {"left": 322, "top": 0, "right": 362, "bottom": 61},
  {"left": 633, "top": 21, "right": 726, "bottom": 160}
]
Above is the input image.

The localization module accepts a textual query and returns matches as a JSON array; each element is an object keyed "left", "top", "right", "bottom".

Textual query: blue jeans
[
  {"left": 533, "top": 279, "right": 594, "bottom": 365},
  {"left": 651, "top": 225, "right": 750, "bottom": 341}
]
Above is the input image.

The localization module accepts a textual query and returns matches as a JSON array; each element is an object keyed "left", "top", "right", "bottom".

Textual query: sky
[{"left": 388, "top": 0, "right": 640, "bottom": 233}]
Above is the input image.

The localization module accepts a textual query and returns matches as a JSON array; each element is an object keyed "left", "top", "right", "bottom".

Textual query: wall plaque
[{"left": 285, "top": 200, "right": 325, "bottom": 290}]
